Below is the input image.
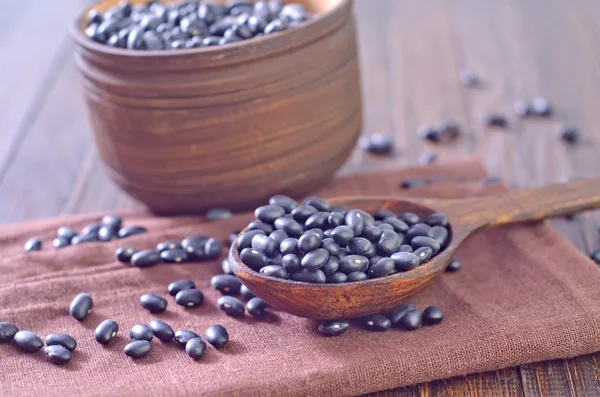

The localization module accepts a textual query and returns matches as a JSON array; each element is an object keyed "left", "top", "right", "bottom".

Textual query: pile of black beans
[
  {"left": 84, "top": 0, "right": 311, "bottom": 50},
  {"left": 24, "top": 215, "right": 147, "bottom": 252},
  {"left": 237, "top": 195, "right": 451, "bottom": 283},
  {"left": 318, "top": 304, "right": 444, "bottom": 336},
  {"left": 117, "top": 234, "right": 223, "bottom": 267},
  {"left": 0, "top": 322, "right": 76, "bottom": 365}
]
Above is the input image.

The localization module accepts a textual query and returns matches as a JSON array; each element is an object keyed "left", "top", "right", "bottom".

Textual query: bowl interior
[{"left": 79, "top": 0, "right": 346, "bottom": 30}]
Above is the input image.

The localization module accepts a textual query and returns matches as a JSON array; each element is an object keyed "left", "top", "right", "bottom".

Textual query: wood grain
[{"left": 1, "top": 0, "right": 599, "bottom": 395}]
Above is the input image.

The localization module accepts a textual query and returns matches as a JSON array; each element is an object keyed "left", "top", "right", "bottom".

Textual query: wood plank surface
[{"left": 1, "top": 0, "right": 599, "bottom": 396}]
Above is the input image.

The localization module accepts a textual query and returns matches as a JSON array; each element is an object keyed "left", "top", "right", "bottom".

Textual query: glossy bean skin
[
  {"left": 14, "top": 330, "right": 43, "bottom": 353},
  {"left": 150, "top": 319, "right": 174, "bottom": 342},
  {"left": 168, "top": 279, "right": 195, "bottom": 296},
  {"left": 124, "top": 340, "right": 152, "bottom": 358},
  {"left": 69, "top": 293, "right": 93, "bottom": 321},
  {"left": 95, "top": 319, "right": 119, "bottom": 344},
  {"left": 218, "top": 296, "right": 245, "bottom": 317},
  {"left": 317, "top": 319, "right": 350, "bottom": 336},
  {"left": 45, "top": 333, "right": 77, "bottom": 351},
  {"left": 205, "top": 324, "right": 229, "bottom": 348},
  {"left": 0, "top": 322, "right": 18, "bottom": 342}
]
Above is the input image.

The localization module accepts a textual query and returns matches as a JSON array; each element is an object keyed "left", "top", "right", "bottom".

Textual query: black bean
[
  {"left": 247, "top": 15, "right": 267, "bottom": 34},
  {"left": 359, "top": 314, "right": 391, "bottom": 331},
  {"left": 98, "top": 225, "right": 119, "bottom": 242},
  {"left": 14, "top": 330, "right": 43, "bottom": 353},
  {"left": 175, "top": 288, "right": 204, "bottom": 308},
  {"left": 324, "top": 212, "right": 343, "bottom": 229},
  {"left": 532, "top": 97, "right": 552, "bottom": 116},
  {"left": 150, "top": 319, "right": 174, "bottom": 342},
  {"left": 218, "top": 296, "right": 245, "bottom": 316},
  {"left": 438, "top": 121, "right": 461, "bottom": 139},
  {"left": 360, "top": 225, "right": 382, "bottom": 242},
  {"left": 94, "top": 319, "right": 119, "bottom": 344},
  {"left": 398, "top": 244, "right": 413, "bottom": 253},
  {"left": 181, "top": 17, "right": 209, "bottom": 37},
  {"left": 317, "top": 319, "right": 350, "bottom": 336},
  {"left": 400, "top": 309, "right": 423, "bottom": 331},
  {"left": 160, "top": 248, "right": 189, "bottom": 263},
  {"left": 260, "top": 265, "right": 289, "bottom": 279},
  {"left": 87, "top": 9, "right": 103, "bottom": 25},
  {"left": 383, "top": 217, "right": 409, "bottom": 233},
  {"left": 345, "top": 271, "right": 366, "bottom": 282},
  {"left": 118, "top": 225, "right": 147, "bottom": 238},
  {"left": 446, "top": 257, "right": 461, "bottom": 272},
  {"left": 0, "top": 322, "right": 18, "bottom": 343},
  {"left": 174, "top": 330, "right": 200, "bottom": 347},
  {"left": 298, "top": 231, "right": 322, "bottom": 253},
  {"left": 459, "top": 68, "right": 477, "bottom": 86},
  {"left": 326, "top": 272, "right": 347, "bottom": 283},
  {"left": 400, "top": 178, "right": 428, "bottom": 190},
  {"left": 377, "top": 223, "right": 393, "bottom": 231},
  {"left": 388, "top": 303, "right": 417, "bottom": 327},
  {"left": 237, "top": 230, "right": 265, "bottom": 250},
  {"left": 209, "top": 15, "right": 236, "bottom": 35},
  {"left": 168, "top": 279, "right": 195, "bottom": 296},
  {"left": 269, "top": 230, "right": 288, "bottom": 246},
  {"left": 69, "top": 293, "right": 93, "bottom": 321},
  {"left": 305, "top": 211, "right": 330, "bottom": 229},
  {"left": 240, "top": 248, "right": 269, "bottom": 271},
  {"left": 251, "top": 234, "right": 278, "bottom": 257},
  {"left": 330, "top": 227, "right": 354, "bottom": 249},
  {"left": 269, "top": 194, "right": 298, "bottom": 213},
  {"left": 390, "top": 252, "right": 420, "bottom": 271},
  {"left": 431, "top": 226, "right": 449, "bottom": 247},
  {"left": 55, "top": 226, "right": 77, "bottom": 241},
  {"left": 126, "top": 25, "right": 145, "bottom": 49},
  {"left": 406, "top": 223, "right": 433, "bottom": 240},
  {"left": 362, "top": 244, "right": 377, "bottom": 258},
  {"left": 255, "top": 204, "right": 285, "bottom": 223},
  {"left": 280, "top": 3, "right": 307, "bottom": 21},
  {"left": 44, "top": 345, "right": 72, "bottom": 365},
  {"left": 203, "top": 238, "right": 222, "bottom": 259},
  {"left": 418, "top": 125, "right": 441, "bottom": 142},
  {"left": 130, "top": 324, "right": 153, "bottom": 341},
  {"left": 368, "top": 255, "right": 382, "bottom": 266},
  {"left": 273, "top": 216, "right": 303, "bottom": 237},
  {"left": 115, "top": 247, "right": 138, "bottom": 263},
  {"left": 413, "top": 247, "right": 433, "bottom": 263},
  {"left": 211, "top": 274, "right": 242, "bottom": 294},
  {"left": 124, "top": 340, "right": 151, "bottom": 358},
  {"left": 419, "top": 152, "right": 438, "bottom": 165},
  {"left": 45, "top": 333, "right": 77, "bottom": 351},
  {"left": 247, "top": 220, "right": 274, "bottom": 234},
  {"left": 281, "top": 253, "right": 301, "bottom": 273},
  {"left": 300, "top": 197, "right": 329, "bottom": 212},
  {"left": 321, "top": 238, "right": 340, "bottom": 256},
  {"left": 411, "top": 236, "right": 441, "bottom": 255},
  {"left": 71, "top": 234, "right": 99, "bottom": 245},
  {"left": 377, "top": 230, "right": 401, "bottom": 256},
  {"left": 101, "top": 214, "right": 122, "bottom": 228},
  {"left": 291, "top": 204, "right": 317, "bottom": 223},
  {"left": 264, "top": 17, "right": 288, "bottom": 34},
  {"left": 131, "top": 250, "right": 161, "bottom": 267},
  {"left": 346, "top": 237, "right": 372, "bottom": 256},
  {"left": 24, "top": 237, "right": 42, "bottom": 252},
  {"left": 368, "top": 257, "right": 395, "bottom": 278},
  {"left": 344, "top": 209, "right": 364, "bottom": 235},
  {"left": 324, "top": 229, "right": 333, "bottom": 238},
  {"left": 246, "top": 297, "right": 266, "bottom": 316},
  {"left": 396, "top": 213, "right": 418, "bottom": 227},
  {"left": 423, "top": 306, "right": 444, "bottom": 325},
  {"left": 339, "top": 255, "right": 369, "bottom": 274},
  {"left": 185, "top": 338, "right": 206, "bottom": 360},
  {"left": 485, "top": 114, "right": 507, "bottom": 128},
  {"left": 292, "top": 269, "right": 326, "bottom": 283},
  {"left": 85, "top": 23, "right": 107, "bottom": 43},
  {"left": 373, "top": 210, "right": 395, "bottom": 221},
  {"left": 359, "top": 133, "right": 392, "bottom": 155},
  {"left": 52, "top": 236, "right": 70, "bottom": 249},
  {"left": 426, "top": 213, "right": 448, "bottom": 227},
  {"left": 197, "top": 2, "right": 218, "bottom": 24},
  {"left": 240, "top": 284, "right": 256, "bottom": 300},
  {"left": 558, "top": 125, "right": 579, "bottom": 144},
  {"left": 301, "top": 248, "right": 329, "bottom": 270},
  {"left": 156, "top": 240, "right": 181, "bottom": 252},
  {"left": 140, "top": 293, "right": 168, "bottom": 313}
]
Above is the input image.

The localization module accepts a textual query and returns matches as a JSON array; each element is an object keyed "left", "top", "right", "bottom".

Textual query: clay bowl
[{"left": 70, "top": 0, "right": 362, "bottom": 214}]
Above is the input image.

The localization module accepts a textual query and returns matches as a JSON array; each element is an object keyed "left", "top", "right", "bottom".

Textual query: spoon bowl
[{"left": 229, "top": 179, "right": 600, "bottom": 320}]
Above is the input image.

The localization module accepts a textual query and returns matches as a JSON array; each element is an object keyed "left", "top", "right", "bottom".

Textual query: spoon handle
[{"left": 458, "top": 178, "right": 600, "bottom": 228}]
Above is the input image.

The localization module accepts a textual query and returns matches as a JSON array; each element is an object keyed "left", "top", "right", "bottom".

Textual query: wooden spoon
[{"left": 229, "top": 178, "right": 600, "bottom": 320}]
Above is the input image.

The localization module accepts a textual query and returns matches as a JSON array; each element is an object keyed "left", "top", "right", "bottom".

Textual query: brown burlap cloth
[{"left": 1, "top": 158, "right": 599, "bottom": 397}]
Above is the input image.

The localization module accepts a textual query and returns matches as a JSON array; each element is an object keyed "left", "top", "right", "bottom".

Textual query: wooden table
[{"left": 1, "top": 0, "right": 599, "bottom": 395}]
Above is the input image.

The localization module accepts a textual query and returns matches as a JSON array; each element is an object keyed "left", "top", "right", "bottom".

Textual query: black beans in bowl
[
  {"left": 235, "top": 195, "right": 452, "bottom": 284},
  {"left": 82, "top": 0, "right": 316, "bottom": 51}
]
